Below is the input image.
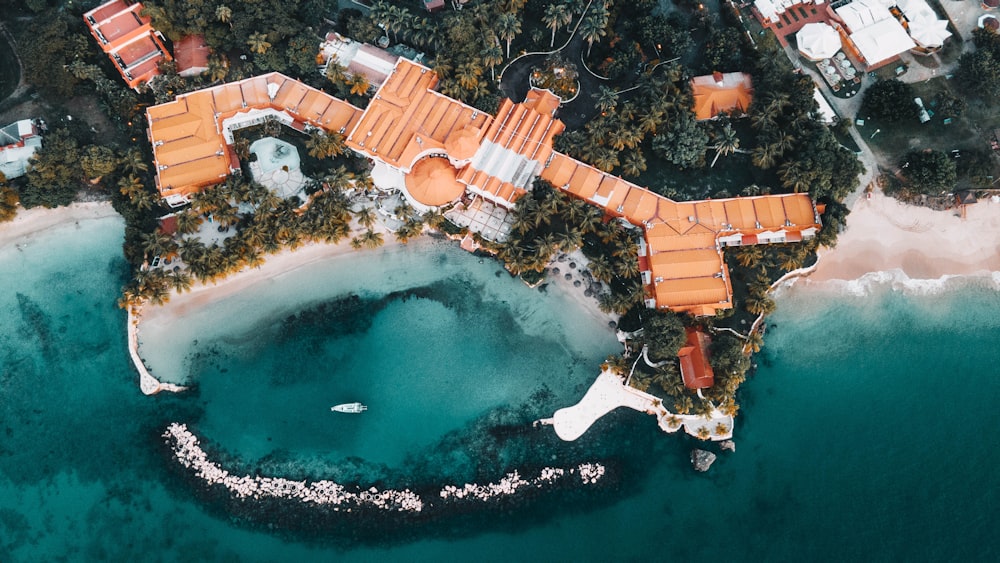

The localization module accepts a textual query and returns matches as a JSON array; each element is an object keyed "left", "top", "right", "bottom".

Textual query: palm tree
[
  {"left": 638, "top": 109, "right": 663, "bottom": 135},
  {"left": 778, "top": 160, "right": 811, "bottom": 193},
  {"left": 751, "top": 143, "right": 779, "bottom": 169},
  {"left": 480, "top": 44, "right": 504, "bottom": 82},
  {"left": 588, "top": 254, "right": 615, "bottom": 283},
  {"left": 118, "top": 175, "right": 144, "bottom": 199},
  {"left": 246, "top": 32, "right": 271, "bottom": 55},
  {"left": 578, "top": 208, "right": 603, "bottom": 234},
  {"left": 395, "top": 218, "right": 423, "bottom": 243},
  {"left": 206, "top": 55, "right": 228, "bottom": 82},
  {"left": 695, "top": 427, "right": 711, "bottom": 440},
  {"left": 141, "top": 231, "right": 177, "bottom": 262},
  {"left": 176, "top": 211, "right": 203, "bottom": 235},
  {"left": 354, "top": 206, "right": 377, "bottom": 230},
  {"left": 215, "top": 5, "right": 232, "bottom": 25},
  {"left": 555, "top": 227, "right": 583, "bottom": 251},
  {"left": 361, "top": 229, "right": 384, "bottom": 249},
  {"left": 456, "top": 61, "right": 483, "bottom": 91},
  {"left": 306, "top": 131, "right": 346, "bottom": 159},
  {"left": 674, "top": 395, "right": 694, "bottom": 415},
  {"left": 120, "top": 149, "right": 148, "bottom": 176},
  {"left": 735, "top": 245, "right": 763, "bottom": 268},
  {"left": 349, "top": 74, "right": 370, "bottom": 96},
  {"left": 621, "top": 151, "right": 647, "bottom": 178},
  {"left": 745, "top": 295, "right": 776, "bottom": 316},
  {"left": 497, "top": 12, "right": 522, "bottom": 58},
  {"left": 543, "top": 3, "right": 570, "bottom": 48},
  {"left": 593, "top": 86, "right": 619, "bottom": 114},
  {"left": 422, "top": 209, "right": 445, "bottom": 229},
  {"left": 602, "top": 354, "right": 628, "bottom": 375},
  {"left": 710, "top": 124, "right": 740, "bottom": 168},
  {"left": 579, "top": 13, "right": 607, "bottom": 57},
  {"left": 170, "top": 270, "right": 193, "bottom": 293}
]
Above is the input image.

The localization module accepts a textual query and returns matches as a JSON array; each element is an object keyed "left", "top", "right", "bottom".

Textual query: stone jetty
[{"left": 164, "top": 423, "right": 608, "bottom": 514}]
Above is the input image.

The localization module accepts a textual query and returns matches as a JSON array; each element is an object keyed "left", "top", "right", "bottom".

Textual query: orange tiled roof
[
  {"left": 691, "top": 72, "right": 754, "bottom": 121},
  {"left": 84, "top": 0, "right": 171, "bottom": 90},
  {"left": 146, "top": 72, "right": 363, "bottom": 198},
  {"left": 405, "top": 156, "right": 466, "bottom": 207},
  {"left": 175, "top": 35, "right": 210, "bottom": 77},
  {"left": 458, "top": 91, "right": 564, "bottom": 207},
  {"left": 678, "top": 327, "right": 715, "bottom": 389},
  {"left": 540, "top": 150, "right": 820, "bottom": 314},
  {"left": 346, "top": 59, "right": 489, "bottom": 171}
]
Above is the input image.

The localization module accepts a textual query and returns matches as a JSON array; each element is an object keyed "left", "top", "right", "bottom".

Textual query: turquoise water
[{"left": 2, "top": 216, "right": 1000, "bottom": 560}]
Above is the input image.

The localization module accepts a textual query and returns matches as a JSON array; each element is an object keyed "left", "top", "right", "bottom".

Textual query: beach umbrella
[
  {"left": 908, "top": 19, "right": 951, "bottom": 49},
  {"left": 796, "top": 23, "right": 843, "bottom": 61}
]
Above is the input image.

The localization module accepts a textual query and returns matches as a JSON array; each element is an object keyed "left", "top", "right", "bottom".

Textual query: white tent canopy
[
  {"left": 908, "top": 19, "right": 952, "bottom": 48},
  {"left": 849, "top": 18, "right": 916, "bottom": 67},
  {"left": 836, "top": 0, "right": 892, "bottom": 32},
  {"left": 797, "top": 22, "right": 844, "bottom": 61}
]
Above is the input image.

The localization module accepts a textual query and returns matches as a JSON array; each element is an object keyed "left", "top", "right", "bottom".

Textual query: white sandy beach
[
  {"left": 0, "top": 202, "right": 119, "bottom": 247},
  {"left": 811, "top": 192, "right": 1000, "bottom": 281}
]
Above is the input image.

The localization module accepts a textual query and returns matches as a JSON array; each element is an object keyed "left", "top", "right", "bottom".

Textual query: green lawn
[{"left": 855, "top": 77, "right": 992, "bottom": 160}]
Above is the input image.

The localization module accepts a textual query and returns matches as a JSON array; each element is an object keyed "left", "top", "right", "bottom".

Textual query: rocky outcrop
[
  {"left": 691, "top": 449, "right": 717, "bottom": 472},
  {"left": 720, "top": 440, "right": 736, "bottom": 452}
]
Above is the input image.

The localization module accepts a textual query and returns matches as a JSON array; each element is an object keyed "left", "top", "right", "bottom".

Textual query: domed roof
[
  {"left": 404, "top": 156, "right": 466, "bottom": 207},
  {"left": 443, "top": 125, "right": 483, "bottom": 162}
]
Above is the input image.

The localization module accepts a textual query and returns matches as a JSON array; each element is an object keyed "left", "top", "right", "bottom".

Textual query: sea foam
[{"left": 782, "top": 269, "right": 1000, "bottom": 298}]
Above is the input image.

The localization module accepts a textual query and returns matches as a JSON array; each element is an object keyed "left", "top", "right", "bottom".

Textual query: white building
[{"left": 0, "top": 120, "right": 43, "bottom": 180}]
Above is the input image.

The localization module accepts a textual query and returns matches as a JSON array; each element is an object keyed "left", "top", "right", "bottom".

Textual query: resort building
[
  {"left": 317, "top": 33, "right": 401, "bottom": 89},
  {"left": 174, "top": 35, "right": 210, "bottom": 78},
  {"left": 678, "top": 328, "right": 715, "bottom": 390},
  {"left": 0, "top": 119, "right": 43, "bottom": 180},
  {"left": 83, "top": 0, "right": 172, "bottom": 90},
  {"left": 144, "top": 58, "right": 821, "bottom": 315},
  {"left": 146, "top": 73, "right": 363, "bottom": 205},
  {"left": 690, "top": 72, "right": 754, "bottom": 121}
]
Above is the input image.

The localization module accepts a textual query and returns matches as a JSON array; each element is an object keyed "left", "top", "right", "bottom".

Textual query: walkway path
[
  {"left": 128, "top": 308, "right": 187, "bottom": 395},
  {"left": 498, "top": 0, "right": 607, "bottom": 130},
  {"left": 541, "top": 370, "right": 734, "bottom": 442}
]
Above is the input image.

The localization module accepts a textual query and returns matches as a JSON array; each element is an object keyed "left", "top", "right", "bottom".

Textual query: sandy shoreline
[
  {"left": 137, "top": 230, "right": 612, "bottom": 329},
  {"left": 0, "top": 202, "right": 120, "bottom": 247},
  {"left": 810, "top": 192, "right": 1000, "bottom": 282}
]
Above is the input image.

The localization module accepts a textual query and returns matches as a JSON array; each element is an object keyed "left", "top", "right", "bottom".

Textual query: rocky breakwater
[
  {"left": 439, "top": 463, "right": 607, "bottom": 502},
  {"left": 164, "top": 423, "right": 424, "bottom": 512},
  {"left": 164, "top": 423, "right": 611, "bottom": 523}
]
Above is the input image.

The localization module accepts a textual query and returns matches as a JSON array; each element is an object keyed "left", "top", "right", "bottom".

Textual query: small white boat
[{"left": 331, "top": 402, "right": 367, "bottom": 414}]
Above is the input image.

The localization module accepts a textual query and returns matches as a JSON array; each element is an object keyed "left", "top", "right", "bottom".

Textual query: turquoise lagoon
[{"left": 1, "top": 214, "right": 999, "bottom": 561}]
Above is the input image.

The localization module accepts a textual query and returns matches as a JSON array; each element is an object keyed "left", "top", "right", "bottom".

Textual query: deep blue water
[{"left": 1, "top": 216, "right": 999, "bottom": 561}]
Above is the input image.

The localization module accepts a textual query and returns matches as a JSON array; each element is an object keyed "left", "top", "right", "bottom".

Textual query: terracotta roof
[
  {"left": 458, "top": 90, "right": 564, "bottom": 207},
  {"left": 691, "top": 72, "right": 754, "bottom": 121},
  {"left": 346, "top": 59, "right": 489, "bottom": 171},
  {"left": 175, "top": 35, "right": 210, "bottom": 77},
  {"left": 404, "top": 156, "right": 467, "bottom": 207},
  {"left": 146, "top": 72, "right": 363, "bottom": 199},
  {"left": 678, "top": 328, "right": 715, "bottom": 389},
  {"left": 540, "top": 149, "right": 819, "bottom": 314},
  {"left": 83, "top": 0, "right": 171, "bottom": 90}
]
